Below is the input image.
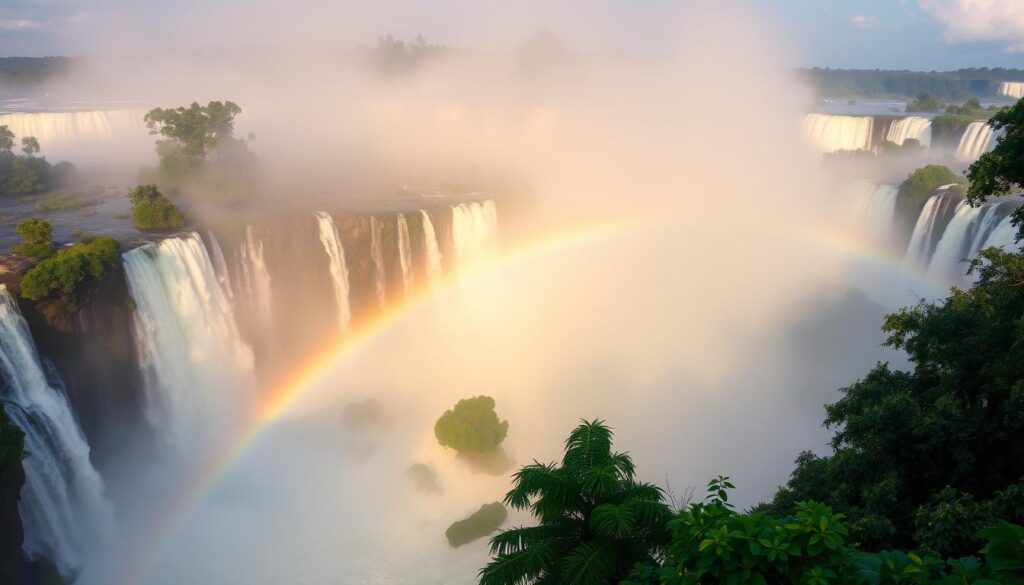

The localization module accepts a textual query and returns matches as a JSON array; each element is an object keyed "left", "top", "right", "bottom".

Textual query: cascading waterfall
[
  {"left": 925, "top": 200, "right": 1023, "bottom": 284},
  {"left": 239, "top": 225, "right": 273, "bottom": 334},
  {"left": 0, "top": 110, "right": 149, "bottom": 163},
  {"left": 802, "top": 114, "right": 873, "bottom": 153},
  {"left": 314, "top": 211, "right": 352, "bottom": 330},
  {"left": 123, "top": 233, "right": 255, "bottom": 449},
  {"left": 396, "top": 213, "right": 414, "bottom": 295},
  {"left": 0, "top": 286, "right": 113, "bottom": 576},
  {"left": 999, "top": 82, "right": 1024, "bottom": 99},
  {"left": 450, "top": 201, "right": 500, "bottom": 272},
  {"left": 885, "top": 116, "right": 932, "bottom": 147},
  {"left": 420, "top": 210, "right": 443, "bottom": 286},
  {"left": 904, "top": 192, "right": 963, "bottom": 269},
  {"left": 207, "top": 231, "right": 234, "bottom": 299},
  {"left": 851, "top": 182, "right": 899, "bottom": 241},
  {"left": 369, "top": 216, "right": 386, "bottom": 309},
  {"left": 956, "top": 122, "right": 999, "bottom": 162}
]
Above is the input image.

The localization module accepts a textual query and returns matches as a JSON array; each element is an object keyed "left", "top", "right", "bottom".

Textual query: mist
[{"left": 0, "top": 1, "right": 921, "bottom": 583}]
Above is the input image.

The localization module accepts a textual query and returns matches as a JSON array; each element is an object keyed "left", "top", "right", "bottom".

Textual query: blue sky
[{"left": 1, "top": 0, "right": 1023, "bottom": 70}]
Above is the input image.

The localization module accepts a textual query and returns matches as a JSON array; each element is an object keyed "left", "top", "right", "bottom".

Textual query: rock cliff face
[{"left": 0, "top": 411, "right": 26, "bottom": 583}]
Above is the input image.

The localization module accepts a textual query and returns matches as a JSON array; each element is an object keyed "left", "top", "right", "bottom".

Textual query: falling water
[
  {"left": 450, "top": 201, "right": 500, "bottom": 272},
  {"left": 396, "top": 213, "right": 414, "bottom": 295},
  {"left": 420, "top": 210, "right": 443, "bottom": 286},
  {"left": 123, "top": 233, "right": 255, "bottom": 449},
  {"left": 999, "top": 82, "right": 1024, "bottom": 99},
  {"left": 0, "top": 286, "right": 113, "bottom": 576},
  {"left": 904, "top": 192, "right": 963, "bottom": 269},
  {"left": 851, "top": 182, "right": 899, "bottom": 241},
  {"left": 0, "top": 110, "right": 149, "bottom": 162},
  {"left": 207, "top": 231, "right": 234, "bottom": 299},
  {"left": 369, "top": 216, "right": 386, "bottom": 309},
  {"left": 314, "top": 211, "right": 352, "bottom": 330},
  {"left": 925, "top": 200, "right": 1023, "bottom": 285},
  {"left": 956, "top": 122, "right": 999, "bottom": 163},
  {"left": 885, "top": 116, "right": 932, "bottom": 147},
  {"left": 240, "top": 225, "right": 273, "bottom": 334},
  {"left": 802, "top": 114, "right": 873, "bottom": 153}
]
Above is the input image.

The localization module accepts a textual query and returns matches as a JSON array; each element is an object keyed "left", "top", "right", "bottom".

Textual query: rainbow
[{"left": 119, "top": 219, "right": 629, "bottom": 584}]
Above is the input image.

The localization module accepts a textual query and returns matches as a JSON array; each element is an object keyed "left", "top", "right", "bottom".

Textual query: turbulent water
[
  {"left": 956, "top": 121, "right": 999, "bottom": 163},
  {"left": 369, "top": 216, "right": 386, "bottom": 309},
  {"left": 0, "top": 110, "right": 149, "bottom": 163},
  {"left": 999, "top": 82, "right": 1024, "bottom": 99},
  {"left": 421, "top": 210, "right": 444, "bottom": 286},
  {"left": 885, "top": 116, "right": 931, "bottom": 147},
  {"left": 802, "top": 114, "right": 873, "bottom": 153},
  {"left": 315, "top": 211, "right": 352, "bottom": 330},
  {"left": 904, "top": 192, "right": 964, "bottom": 269},
  {"left": 123, "top": 233, "right": 255, "bottom": 448},
  {"left": 240, "top": 226, "right": 274, "bottom": 336},
  {"left": 396, "top": 213, "right": 414, "bottom": 295},
  {"left": 851, "top": 182, "right": 899, "bottom": 240},
  {"left": 0, "top": 286, "right": 113, "bottom": 576},
  {"left": 207, "top": 231, "right": 234, "bottom": 299},
  {"left": 450, "top": 202, "right": 499, "bottom": 273}
]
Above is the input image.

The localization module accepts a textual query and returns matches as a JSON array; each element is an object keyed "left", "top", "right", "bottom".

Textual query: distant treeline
[
  {"left": 803, "top": 67, "right": 1024, "bottom": 100},
  {"left": 0, "top": 57, "right": 76, "bottom": 87}
]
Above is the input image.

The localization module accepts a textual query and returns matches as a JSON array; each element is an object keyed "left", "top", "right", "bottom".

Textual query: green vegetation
[
  {"left": 802, "top": 68, "right": 1024, "bottom": 100},
  {"left": 895, "top": 165, "right": 963, "bottom": 231},
  {"left": 967, "top": 97, "right": 1024, "bottom": 240},
  {"left": 0, "top": 126, "right": 74, "bottom": 196},
  {"left": 31, "top": 191, "right": 103, "bottom": 213},
  {"left": 446, "top": 502, "right": 507, "bottom": 547},
  {"left": 142, "top": 101, "right": 257, "bottom": 201},
  {"left": 128, "top": 185, "right": 185, "bottom": 229},
  {"left": 479, "top": 420, "right": 672, "bottom": 585},
  {"left": 13, "top": 218, "right": 54, "bottom": 259},
  {"left": 434, "top": 395, "right": 509, "bottom": 454},
  {"left": 906, "top": 93, "right": 941, "bottom": 113},
  {"left": 626, "top": 480, "right": 1024, "bottom": 585},
  {"left": 19, "top": 236, "right": 120, "bottom": 302}
]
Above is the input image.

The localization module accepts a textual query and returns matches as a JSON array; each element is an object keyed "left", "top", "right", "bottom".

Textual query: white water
[
  {"left": 420, "top": 210, "right": 444, "bottom": 286},
  {"left": 851, "top": 182, "right": 898, "bottom": 242},
  {"left": 123, "top": 233, "right": 255, "bottom": 449},
  {"left": 207, "top": 231, "right": 234, "bottom": 299},
  {"left": 904, "top": 193, "right": 962, "bottom": 269},
  {"left": 0, "top": 286, "right": 113, "bottom": 576},
  {"left": 885, "top": 116, "right": 932, "bottom": 147},
  {"left": 956, "top": 122, "right": 999, "bottom": 163},
  {"left": 396, "top": 213, "right": 414, "bottom": 295},
  {"left": 999, "top": 82, "right": 1024, "bottom": 99},
  {"left": 315, "top": 211, "right": 352, "bottom": 330},
  {"left": 0, "top": 110, "right": 150, "bottom": 163},
  {"left": 802, "top": 114, "right": 873, "bottom": 153},
  {"left": 240, "top": 226, "right": 274, "bottom": 335},
  {"left": 926, "top": 200, "right": 1023, "bottom": 285},
  {"left": 450, "top": 201, "right": 499, "bottom": 273},
  {"left": 369, "top": 216, "right": 386, "bottom": 309}
]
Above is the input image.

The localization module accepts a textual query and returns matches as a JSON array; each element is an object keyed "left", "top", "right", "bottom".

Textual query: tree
[
  {"left": 895, "top": 165, "right": 962, "bottom": 233},
  {"left": 144, "top": 101, "right": 242, "bottom": 167},
  {"left": 434, "top": 395, "right": 509, "bottom": 454},
  {"left": 967, "top": 97, "right": 1024, "bottom": 239},
  {"left": 20, "top": 136, "right": 39, "bottom": 158},
  {"left": 19, "top": 236, "right": 120, "bottom": 301},
  {"left": 479, "top": 420, "right": 672, "bottom": 585},
  {"left": 0, "top": 125, "right": 13, "bottom": 153},
  {"left": 762, "top": 248, "right": 1024, "bottom": 555},
  {"left": 127, "top": 184, "right": 185, "bottom": 229},
  {"left": 13, "top": 218, "right": 53, "bottom": 258}
]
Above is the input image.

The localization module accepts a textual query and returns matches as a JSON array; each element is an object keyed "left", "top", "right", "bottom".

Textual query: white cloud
[
  {"left": 0, "top": 19, "right": 42, "bottom": 31},
  {"left": 919, "top": 0, "right": 1024, "bottom": 52},
  {"left": 851, "top": 15, "right": 882, "bottom": 29}
]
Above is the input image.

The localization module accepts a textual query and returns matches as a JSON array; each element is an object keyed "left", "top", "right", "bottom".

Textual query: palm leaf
[
  {"left": 479, "top": 539, "right": 564, "bottom": 585},
  {"left": 590, "top": 503, "right": 637, "bottom": 538},
  {"left": 560, "top": 542, "right": 620, "bottom": 585},
  {"left": 563, "top": 420, "right": 614, "bottom": 472}
]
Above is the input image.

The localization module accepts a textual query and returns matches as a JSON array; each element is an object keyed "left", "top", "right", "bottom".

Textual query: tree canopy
[
  {"left": 128, "top": 184, "right": 185, "bottom": 229},
  {"left": 19, "top": 236, "right": 120, "bottom": 302},
  {"left": 434, "top": 395, "right": 509, "bottom": 454},
  {"left": 13, "top": 218, "right": 54, "bottom": 259}
]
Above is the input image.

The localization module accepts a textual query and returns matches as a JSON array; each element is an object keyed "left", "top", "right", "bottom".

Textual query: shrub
[
  {"left": 128, "top": 184, "right": 185, "bottom": 229},
  {"left": 19, "top": 236, "right": 120, "bottom": 301},
  {"left": 434, "top": 395, "right": 508, "bottom": 454},
  {"left": 445, "top": 502, "right": 507, "bottom": 547},
  {"left": 895, "top": 165, "right": 963, "bottom": 230},
  {"left": 13, "top": 218, "right": 53, "bottom": 258}
]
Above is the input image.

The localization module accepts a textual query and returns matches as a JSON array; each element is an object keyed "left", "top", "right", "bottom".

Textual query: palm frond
[
  {"left": 560, "top": 542, "right": 621, "bottom": 585},
  {"left": 488, "top": 525, "right": 568, "bottom": 556},
  {"left": 563, "top": 420, "right": 613, "bottom": 471},
  {"left": 590, "top": 503, "right": 637, "bottom": 538},
  {"left": 479, "top": 539, "right": 564, "bottom": 585}
]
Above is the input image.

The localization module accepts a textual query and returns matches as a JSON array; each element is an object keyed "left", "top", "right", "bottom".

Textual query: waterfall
[
  {"left": 916, "top": 198, "right": 1023, "bottom": 286},
  {"left": 123, "top": 233, "right": 255, "bottom": 448},
  {"left": 904, "top": 192, "right": 963, "bottom": 268},
  {"left": 802, "top": 114, "right": 873, "bottom": 153},
  {"left": 0, "top": 110, "right": 149, "bottom": 163},
  {"left": 999, "top": 82, "right": 1024, "bottom": 99},
  {"left": 420, "top": 210, "right": 443, "bottom": 286},
  {"left": 369, "top": 216, "right": 386, "bottom": 309},
  {"left": 0, "top": 286, "right": 113, "bottom": 576},
  {"left": 980, "top": 214, "right": 1020, "bottom": 252},
  {"left": 956, "top": 122, "right": 999, "bottom": 162},
  {"left": 314, "top": 211, "right": 352, "bottom": 330},
  {"left": 851, "top": 183, "right": 898, "bottom": 241},
  {"left": 207, "top": 231, "right": 234, "bottom": 299},
  {"left": 396, "top": 213, "right": 414, "bottom": 295},
  {"left": 885, "top": 116, "right": 932, "bottom": 147},
  {"left": 450, "top": 201, "right": 500, "bottom": 272},
  {"left": 239, "top": 225, "right": 273, "bottom": 334}
]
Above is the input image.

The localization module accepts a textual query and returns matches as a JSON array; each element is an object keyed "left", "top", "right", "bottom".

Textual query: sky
[{"left": 0, "top": 0, "right": 1023, "bottom": 70}]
